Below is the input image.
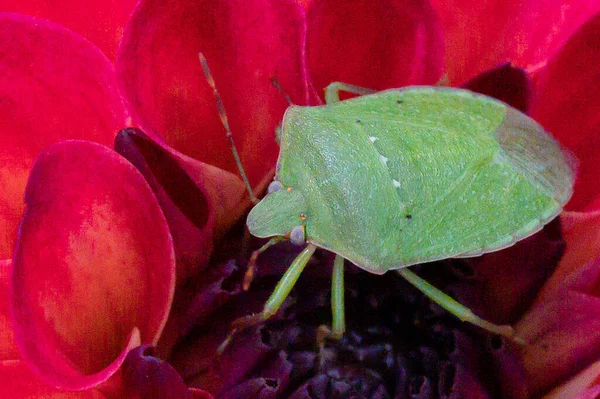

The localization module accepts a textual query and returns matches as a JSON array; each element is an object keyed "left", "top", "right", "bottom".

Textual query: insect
[{"left": 199, "top": 54, "right": 575, "bottom": 345}]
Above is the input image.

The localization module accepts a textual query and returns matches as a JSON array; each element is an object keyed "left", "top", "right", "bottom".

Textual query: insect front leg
[
  {"left": 324, "top": 82, "right": 377, "bottom": 104},
  {"left": 219, "top": 244, "right": 317, "bottom": 355},
  {"left": 397, "top": 268, "right": 527, "bottom": 345}
]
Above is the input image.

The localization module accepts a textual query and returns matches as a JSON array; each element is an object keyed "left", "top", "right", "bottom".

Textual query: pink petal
[
  {"left": 0, "top": 1, "right": 138, "bottom": 61},
  {"left": 544, "top": 358, "right": 600, "bottom": 399},
  {"left": 530, "top": 12, "right": 600, "bottom": 211},
  {"left": 116, "top": 0, "right": 311, "bottom": 188},
  {"left": 11, "top": 141, "right": 175, "bottom": 390},
  {"left": 306, "top": 0, "right": 444, "bottom": 95},
  {"left": 430, "top": 0, "right": 600, "bottom": 85},
  {"left": 538, "top": 211, "right": 600, "bottom": 299},
  {"left": 0, "top": 360, "right": 106, "bottom": 398},
  {"left": 0, "top": 13, "right": 128, "bottom": 260}
]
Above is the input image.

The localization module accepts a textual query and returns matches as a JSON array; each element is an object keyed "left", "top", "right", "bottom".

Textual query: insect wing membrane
[{"left": 276, "top": 87, "right": 574, "bottom": 272}]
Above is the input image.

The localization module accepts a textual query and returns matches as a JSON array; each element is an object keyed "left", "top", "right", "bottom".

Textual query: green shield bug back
[
  {"left": 199, "top": 55, "right": 575, "bottom": 347},
  {"left": 248, "top": 87, "right": 573, "bottom": 272}
]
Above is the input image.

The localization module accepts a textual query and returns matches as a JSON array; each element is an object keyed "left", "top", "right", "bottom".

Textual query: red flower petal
[
  {"left": 543, "top": 359, "right": 600, "bottom": 399},
  {"left": 530, "top": 12, "right": 600, "bottom": 211},
  {"left": 116, "top": 0, "right": 311, "bottom": 188},
  {"left": 516, "top": 260, "right": 600, "bottom": 395},
  {"left": 0, "top": 260, "right": 18, "bottom": 361},
  {"left": 0, "top": 1, "right": 138, "bottom": 60},
  {"left": 11, "top": 141, "right": 175, "bottom": 390},
  {"left": 123, "top": 345, "right": 212, "bottom": 399},
  {"left": 462, "top": 63, "right": 532, "bottom": 113},
  {"left": 430, "top": 0, "right": 600, "bottom": 85},
  {"left": 0, "top": 13, "right": 128, "bottom": 260},
  {"left": 306, "top": 0, "right": 444, "bottom": 95},
  {"left": 0, "top": 360, "right": 106, "bottom": 398}
]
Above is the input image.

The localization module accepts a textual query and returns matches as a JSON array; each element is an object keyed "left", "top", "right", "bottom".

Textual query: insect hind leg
[{"left": 397, "top": 268, "right": 527, "bottom": 345}]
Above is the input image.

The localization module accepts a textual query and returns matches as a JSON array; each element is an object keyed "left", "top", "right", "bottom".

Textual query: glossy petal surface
[
  {"left": 430, "top": 0, "right": 600, "bottom": 85},
  {"left": 306, "top": 0, "right": 443, "bottom": 96},
  {"left": 0, "top": 1, "right": 137, "bottom": 61},
  {"left": 0, "top": 13, "right": 128, "bottom": 260},
  {"left": 530, "top": 12, "right": 600, "bottom": 211},
  {"left": 117, "top": 0, "right": 311, "bottom": 187},
  {"left": 11, "top": 141, "right": 175, "bottom": 389}
]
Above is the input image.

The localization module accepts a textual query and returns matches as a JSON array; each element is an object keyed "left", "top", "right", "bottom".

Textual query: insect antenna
[
  {"left": 199, "top": 53, "right": 258, "bottom": 204},
  {"left": 270, "top": 77, "right": 294, "bottom": 106}
]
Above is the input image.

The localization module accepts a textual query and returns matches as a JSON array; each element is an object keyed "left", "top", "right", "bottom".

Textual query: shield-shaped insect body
[{"left": 247, "top": 87, "right": 574, "bottom": 276}]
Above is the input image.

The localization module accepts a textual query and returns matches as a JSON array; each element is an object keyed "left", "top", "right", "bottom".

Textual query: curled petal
[
  {"left": 11, "top": 141, "right": 175, "bottom": 390},
  {"left": 430, "top": 0, "right": 600, "bottom": 85},
  {"left": 306, "top": 0, "right": 444, "bottom": 95},
  {"left": 123, "top": 345, "right": 212, "bottom": 399},
  {"left": 0, "top": 360, "right": 106, "bottom": 398},
  {"left": 530, "top": 12, "right": 600, "bottom": 211},
  {"left": 0, "top": 13, "right": 128, "bottom": 260},
  {"left": 117, "top": 0, "right": 311, "bottom": 187},
  {"left": 0, "top": 2, "right": 138, "bottom": 60}
]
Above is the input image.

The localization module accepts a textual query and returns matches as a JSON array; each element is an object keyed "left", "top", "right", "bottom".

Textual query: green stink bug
[{"left": 199, "top": 55, "right": 575, "bottom": 345}]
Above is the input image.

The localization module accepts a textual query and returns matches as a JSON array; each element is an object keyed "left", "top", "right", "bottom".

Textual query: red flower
[{"left": 1, "top": 0, "right": 600, "bottom": 397}]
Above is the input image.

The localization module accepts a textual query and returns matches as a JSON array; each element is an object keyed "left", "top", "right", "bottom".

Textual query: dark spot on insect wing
[{"left": 405, "top": 214, "right": 412, "bottom": 220}]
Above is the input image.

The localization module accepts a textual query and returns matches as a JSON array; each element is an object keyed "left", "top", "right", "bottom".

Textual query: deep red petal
[
  {"left": 0, "top": 260, "right": 18, "bottom": 361},
  {"left": 462, "top": 63, "right": 532, "bottom": 114},
  {"left": 306, "top": 0, "right": 443, "bottom": 96},
  {"left": 0, "top": 13, "right": 128, "bottom": 260},
  {"left": 0, "top": 2, "right": 138, "bottom": 60},
  {"left": 11, "top": 141, "right": 174, "bottom": 390},
  {"left": 430, "top": 0, "right": 600, "bottom": 85},
  {"left": 0, "top": 360, "right": 106, "bottom": 398},
  {"left": 543, "top": 359, "right": 600, "bottom": 399},
  {"left": 116, "top": 0, "right": 310, "bottom": 187},
  {"left": 530, "top": 12, "right": 600, "bottom": 211}
]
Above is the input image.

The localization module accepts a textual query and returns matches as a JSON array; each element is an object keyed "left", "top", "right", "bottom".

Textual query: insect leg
[
  {"left": 232, "top": 244, "right": 316, "bottom": 330},
  {"left": 330, "top": 254, "right": 346, "bottom": 339},
  {"left": 243, "top": 236, "right": 285, "bottom": 290},
  {"left": 397, "top": 268, "right": 527, "bottom": 345},
  {"left": 198, "top": 53, "right": 258, "bottom": 204},
  {"left": 324, "top": 82, "right": 377, "bottom": 104}
]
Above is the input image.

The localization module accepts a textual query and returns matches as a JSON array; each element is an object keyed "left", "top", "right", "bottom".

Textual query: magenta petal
[
  {"left": 430, "top": 0, "right": 600, "bottom": 85},
  {"left": 306, "top": 0, "right": 444, "bottom": 94},
  {"left": 0, "top": 1, "right": 138, "bottom": 61},
  {"left": 530, "top": 12, "right": 600, "bottom": 211},
  {"left": 0, "top": 260, "right": 18, "bottom": 360},
  {"left": 0, "top": 13, "right": 128, "bottom": 260},
  {"left": 116, "top": 0, "right": 311, "bottom": 186},
  {"left": 11, "top": 141, "right": 175, "bottom": 390}
]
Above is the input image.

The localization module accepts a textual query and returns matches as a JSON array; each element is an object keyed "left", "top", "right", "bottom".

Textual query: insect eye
[
  {"left": 268, "top": 180, "right": 284, "bottom": 194},
  {"left": 289, "top": 225, "right": 306, "bottom": 246}
]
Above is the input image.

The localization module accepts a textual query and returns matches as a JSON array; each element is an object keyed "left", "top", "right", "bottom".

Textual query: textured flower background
[{"left": 1, "top": 0, "right": 600, "bottom": 398}]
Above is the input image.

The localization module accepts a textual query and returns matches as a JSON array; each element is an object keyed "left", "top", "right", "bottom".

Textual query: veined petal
[
  {"left": 430, "top": 0, "right": 600, "bottom": 85},
  {"left": 116, "top": 0, "right": 311, "bottom": 188},
  {"left": 530, "top": 12, "right": 600, "bottom": 211}
]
